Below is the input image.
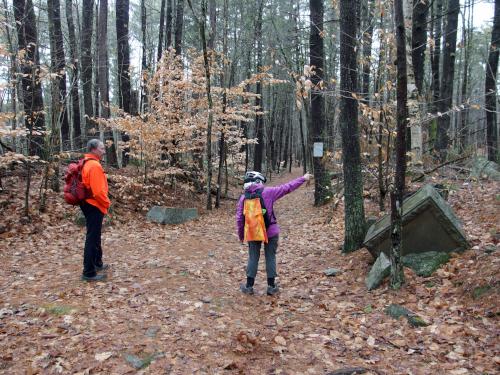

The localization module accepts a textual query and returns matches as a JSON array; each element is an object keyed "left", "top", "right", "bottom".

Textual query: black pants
[{"left": 80, "top": 202, "right": 104, "bottom": 277}]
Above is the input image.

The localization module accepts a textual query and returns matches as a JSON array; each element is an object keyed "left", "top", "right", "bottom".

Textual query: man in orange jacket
[{"left": 80, "top": 139, "right": 111, "bottom": 281}]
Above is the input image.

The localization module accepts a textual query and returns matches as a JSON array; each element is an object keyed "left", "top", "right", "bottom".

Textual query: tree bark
[
  {"left": 435, "top": 0, "right": 460, "bottom": 160},
  {"left": 411, "top": 0, "right": 429, "bottom": 95},
  {"left": 174, "top": 0, "right": 184, "bottom": 56},
  {"left": 485, "top": 0, "right": 500, "bottom": 162},
  {"left": 65, "top": 0, "right": 82, "bottom": 149},
  {"left": 158, "top": 0, "right": 166, "bottom": 61},
  {"left": 253, "top": 0, "right": 264, "bottom": 172},
  {"left": 361, "top": 0, "right": 374, "bottom": 105},
  {"left": 310, "top": 0, "right": 331, "bottom": 205},
  {"left": 187, "top": 0, "right": 214, "bottom": 209},
  {"left": 13, "top": 0, "right": 45, "bottom": 156},
  {"left": 340, "top": 0, "right": 366, "bottom": 252},
  {"left": 47, "top": 0, "right": 70, "bottom": 150},
  {"left": 97, "top": 0, "right": 117, "bottom": 166},
  {"left": 3, "top": 0, "right": 17, "bottom": 134},
  {"left": 166, "top": 0, "right": 173, "bottom": 49},
  {"left": 208, "top": 0, "right": 216, "bottom": 49},
  {"left": 116, "top": 0, "right": 131, "bottom": 114},
  {"left": 391, "top": 0, "right": 408, "bottom": 289},
  {"left": 459, "top": 0, "right": 472, "bottom": 152},
  {"left": 81, "top": 0, "right": 94, "bottom": 138},
  {"left": 116, "top": 0, "right": 131, "bottom": 166}
]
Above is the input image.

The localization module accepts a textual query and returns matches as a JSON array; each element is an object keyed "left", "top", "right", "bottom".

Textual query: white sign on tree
[{"left": 313, "top": 142, "right": 324, "bottom": 157}]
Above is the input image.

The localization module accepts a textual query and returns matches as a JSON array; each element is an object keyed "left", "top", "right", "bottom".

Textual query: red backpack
[{"left": 63, "top": 158, "right": 90, "bottom": 205}]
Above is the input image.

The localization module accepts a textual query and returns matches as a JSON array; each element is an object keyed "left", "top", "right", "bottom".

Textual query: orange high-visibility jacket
[{"left": 81, "top": 154, "right": 111, "bottom": 214}]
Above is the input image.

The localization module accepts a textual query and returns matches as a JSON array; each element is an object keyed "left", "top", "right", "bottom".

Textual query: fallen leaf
[
  {"left": 95, "top": 352, "right": 113, "bottom": 362},
  {"left": 274, "top": 335, "right": 287, "bottom": 346}
]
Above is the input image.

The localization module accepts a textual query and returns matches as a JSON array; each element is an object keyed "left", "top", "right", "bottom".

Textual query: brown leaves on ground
[{"left": 0, "top": 169, "right": 498, "bottom": 374}]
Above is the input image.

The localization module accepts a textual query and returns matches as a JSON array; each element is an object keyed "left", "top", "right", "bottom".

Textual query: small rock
[
  {"left": 483, "top": 244, "right": 496, "bottom": 254},
  {"left": 208, "top": 251, "right": 215, "bottom": 257},
  {"left": 324, "top": 268, "right": 341, "bottom": 277},
  {"left": 0, "top": 309, "right": 14, "bottom": 318},
  {"left": 124, "top": 354, "right": 145, "bottom": 369},
  {"left": 178, "top": 286, "right": 187, "bottom": 293},
  {"left": 385, "top": 304, "right": 429, "bottom": 327},
  {"left": 200, "top": 296, "right": 212, "bottom": 304},
  {"left": 145, "top": 326, "right": 160, "bottom": 338}
]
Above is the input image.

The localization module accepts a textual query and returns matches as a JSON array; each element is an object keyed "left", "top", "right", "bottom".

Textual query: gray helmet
[{"left": 244, "top": 171, "right": 266, "bottom": 184}]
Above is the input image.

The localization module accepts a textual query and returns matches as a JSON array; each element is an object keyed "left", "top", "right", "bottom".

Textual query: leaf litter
[{"left": 0, "top": 169, "right": 498, "bottom": 374}]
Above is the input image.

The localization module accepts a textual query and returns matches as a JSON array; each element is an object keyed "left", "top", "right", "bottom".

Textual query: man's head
[{"left": 87, "top": 139, "right": 105, "bottom": 159}]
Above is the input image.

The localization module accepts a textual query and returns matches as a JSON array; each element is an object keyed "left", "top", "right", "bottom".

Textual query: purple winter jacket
[{"left": 236, "top": 176, "right": 306, "bottom": 242}]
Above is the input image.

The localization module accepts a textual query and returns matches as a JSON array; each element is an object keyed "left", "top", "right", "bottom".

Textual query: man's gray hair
[{"left": 87, "top": 138, "right": 103, "bottom": 152}]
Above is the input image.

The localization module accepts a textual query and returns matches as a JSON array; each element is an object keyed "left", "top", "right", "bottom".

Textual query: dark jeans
[
  {"left": 80, "top": 202, "right": 104, "bottom": 277},
  {"left": 246, "top": 236, "right": 278, "bottom": 279}
]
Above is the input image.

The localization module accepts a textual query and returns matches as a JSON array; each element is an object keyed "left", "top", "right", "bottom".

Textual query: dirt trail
[{"left": 0, "top": 170, "right": 498, "bottom": 374}]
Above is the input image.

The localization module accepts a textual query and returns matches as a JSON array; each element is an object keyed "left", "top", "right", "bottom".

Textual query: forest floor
[{"left": 0, "top": 167, "right": 498, "bottom": 374}]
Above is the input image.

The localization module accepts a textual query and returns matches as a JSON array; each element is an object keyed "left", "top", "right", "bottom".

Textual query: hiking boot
[
  {"left": 239, "top": 284, "right": 254, "bottom": 295},
  {"left": 96, "top": 264, "right": 109, "bottom": 272},
  {"left": 266, "top": 284, "right": 279, "bottom": 296},
  {"left": 81, "top": 274, "right": 107, "bottom": 282}
]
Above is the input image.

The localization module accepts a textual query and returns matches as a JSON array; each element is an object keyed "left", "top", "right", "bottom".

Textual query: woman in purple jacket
[{"left": 236, "top": 171, "right": 312, "bottom": 295}]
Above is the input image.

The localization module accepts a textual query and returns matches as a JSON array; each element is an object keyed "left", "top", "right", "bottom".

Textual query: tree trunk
[
  {"left": 208, "top": 0, "right": 216, "bottom": 49},
  {"left": 116, "top": 0, "right": 131, "bottom": 114},
  {"left": 81, "top": 0, "right": 94, "bottom": 138},
  {"left": 174, "top": 0, "right": 184, "bottom": 56},
  {"left": 93, "top": 2, "right": 100, "bottom": 118},
  {"left": 65, "top": 0, "right": 82, "bottom": 150},
  {"left": 47, "top": 0, "right": 70, "bottom": 150},
  {"left": 116, "top": 0, "right": 131, "bottom": 166},
  {"left": 459, "top": 0, "right": 472, "bottom": 152},
  {"left": 166, "top": 0, "right": 173, "bottom": 49},
  {"left": 3, "top": 0, "right": 17, "bottom": 135},
  {"left": 435, "top": 0, "right": 460, "bottom": 160},
  {"left": 294, "top": 0, "right": 307, "bottom": 173},
  {"left": 411, "top": 0, "right": 429, "bottom": 95},
  {"left": 215, "top": 0, "right": 228, "bottom": 209},
  {"left": 340, "top": 0, "right": 366, "bottom": 252},
  {"left": 13, "top": 0, "right": 45, "bottom": 157},
  {"left": 140, "top": 0, "right": 147, "bottom": 113},
  {"left": 253, "top": 0, "right": 264, "bottom": 172},
  {"left": 158, "top": 0, "right": 166, "bottom": 61},
  {"left": 428, "top": 0, "right": 442, "bottom": 150},
  {"left": 485, "top": 0, "right": 500, "bottom": 162},
  {"left": 391, "top": 0, "right": 408, "bottom": 289},
  {"left": 310, "top": 0, "right": 330, "bottom": 205},
  {"left": 361, "top": 0, "right": 374, "bottom": 105},
  {"left": 97, "top": 0, "right": 117, "bottom": 166}
]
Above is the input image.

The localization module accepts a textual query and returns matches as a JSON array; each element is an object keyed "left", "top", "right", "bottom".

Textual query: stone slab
[
  {"left": 146, "top": 206, "right": 198, "bottom": 225},
  {"left": 365, "top": 252, "right": 391, "bottom": 291},
  {"left": 364, "top": 184, "right": 469, "bottom": 257}
]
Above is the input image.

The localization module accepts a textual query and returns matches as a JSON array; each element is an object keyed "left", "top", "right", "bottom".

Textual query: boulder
[
  {"left": 402, "top": 251, "right": 450, "bottom": 277},
  {"left": 470, "top": 156, "right": 500, "bottom": 181},
  {"left": 364, "top": 184, "right": 469, "bottom": 258},
  {"left": 365, "top": 252, "right": 391, "bottom": 291},
  {"left": 146, "top": 206, "right": 198, "bottom": 225}
]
